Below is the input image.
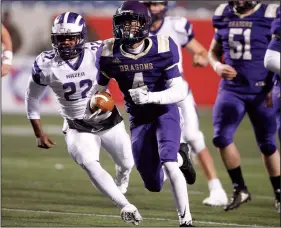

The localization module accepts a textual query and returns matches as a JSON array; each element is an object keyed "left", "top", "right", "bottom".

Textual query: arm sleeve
[
  {"left": 95, "top": 44, "right": 111, "bottom": 86},
  {"left": 264, "top": 49, "right": 280, "bottom": 75},
  {"left": 25, "top": 77, "right": 48, "bottom": 119},
  {"left": 148, "top": 77, "right": 188, "bottom": 104}
]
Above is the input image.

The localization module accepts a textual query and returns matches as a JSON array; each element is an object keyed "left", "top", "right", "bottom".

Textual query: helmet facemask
[
  {"left": 51, "top": 33, "right": 85, "bottom": 60},
  {"left": 113, "top": 12, "right": 152, "bottom": 46},
  {"left": 229, "top": 0, "right": 260, "bottom": 14}
]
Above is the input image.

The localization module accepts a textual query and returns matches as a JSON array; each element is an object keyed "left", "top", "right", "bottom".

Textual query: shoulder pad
[
  {"left": 214, "top": 3, "right": 228, "bottom": 16},
  {"left": 84, "top": 40, "right": 103, "bottom": 50},
  {"left": 101, "top": 38, "right": 115, "bottom": 57},
  {"left": 170, "top": 17, "right": 189, "bottom": 33},
  {"left": 156, "top": 35, "right": 170, "bottom": 54},
  {"left": 37, "top": 50, "right": 55, "bottom": 68},
  {"left": 32, "top": 52, "right": 52, "bottom": 85},
  {"left": 265, "top": 4, "right": 279, "bottom": 18}
]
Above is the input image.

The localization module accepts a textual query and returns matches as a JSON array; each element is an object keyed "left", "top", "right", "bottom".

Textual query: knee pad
[
  {"left": 213, "top": 136, "right": 232, "bottom": 148},
  {"left": 185, "top": 131, "right": 206, "bottom": 154},
  {"left": 260, "top": 143, "right": 277, "bottom": 156}
]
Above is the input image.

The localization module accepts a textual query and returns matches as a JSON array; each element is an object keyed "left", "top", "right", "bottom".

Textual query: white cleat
[
  {"left": 203, "top": 188, "right": 228, "bottom": 207},
  {"left": 275, "top": 199, "right": 280, "bottom": 213},
  {"left": 120, "top": 204, "right": 142, "bottom": 225}
]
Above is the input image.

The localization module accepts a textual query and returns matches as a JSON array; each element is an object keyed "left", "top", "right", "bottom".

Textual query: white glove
[{"left": 129, "top": 86, "right": 151, "bottom": 105}]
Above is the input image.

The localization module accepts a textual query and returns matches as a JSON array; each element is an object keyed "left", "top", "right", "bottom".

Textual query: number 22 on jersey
[
  {"left": 63, "top": 79, "right": 92, "bottom": 101},
  {"left": 229, "top": 28, "right": 252, "bottom": 60}
]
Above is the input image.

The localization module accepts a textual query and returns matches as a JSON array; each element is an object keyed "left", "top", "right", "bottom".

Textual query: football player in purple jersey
[
  {"left": 143, "top": 0, "right": 228, "bottom": 207},
  {"left": 94, "top": 1, "right": 195, "bottom": 227},
  {"left": 209, "top": 0, "right": 280, "bottom": 212}
]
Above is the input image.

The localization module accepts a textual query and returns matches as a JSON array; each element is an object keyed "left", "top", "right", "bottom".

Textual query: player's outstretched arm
[
  {"left": 129, "top": 77, "right": 188, "bottom": 105},
  {"left": 1, "top": 24, "right": 13, "bottom": 77},
  {"left": 208, "top": 38, "right": 237, "bottom": 80},
  {"left": 185, "top": 39, "right": 208, "bottom": 67},
  {"left": 25, "top": 78, "right": 56, "bottom": 149}
]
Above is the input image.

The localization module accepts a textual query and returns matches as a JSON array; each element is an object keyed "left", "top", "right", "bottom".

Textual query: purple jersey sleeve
[
  {"left": 163, "top": 37, "right": 181, "bottom": 80},
  {"left": 95, "top": 44, "right": 110, "bottom": 86}
]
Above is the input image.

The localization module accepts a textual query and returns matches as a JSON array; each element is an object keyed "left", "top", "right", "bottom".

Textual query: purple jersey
[
  {"left": 97, "top": 35, "right": 181, "bottom": 124},
  {"left": 213, "top": 3, "right": 279, "bottom": 94},
  {"left": 268, "top": 7, "right": 280, "bottom": 52}
]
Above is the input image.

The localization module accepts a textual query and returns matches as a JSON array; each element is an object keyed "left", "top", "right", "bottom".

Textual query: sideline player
[
  {"left": 25, "top": 12, "right": 142, "bottom": 225},
  {"left": 209, "top": 1, "right": 280, "bottom": 212}
]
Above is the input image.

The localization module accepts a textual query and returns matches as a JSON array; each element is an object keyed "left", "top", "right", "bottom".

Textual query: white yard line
[{"left": 1, "top": 208, "right": 266, "bottom": 227}]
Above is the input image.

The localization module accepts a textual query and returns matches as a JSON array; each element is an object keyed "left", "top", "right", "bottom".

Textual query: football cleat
[
  {"left": 224, "top": 188, "right": 251, "bottom": 211},
  {"left": 203, "top": 188, "right": 228, "bottom": 207},
  {"left": 178, "top": 143, "right": 196, "bottom": 185},
  {"left": 120, "top": 204, "right": 142, "bottom": 225},
  {"left": 180, "top": 221, "right": 195, "bottom": 227}
]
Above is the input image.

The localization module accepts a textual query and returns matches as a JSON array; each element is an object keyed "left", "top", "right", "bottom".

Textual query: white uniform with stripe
[
  {"left": 25, "top": 41, "right": 133, "bottom": 175},
  {"left": 149, "top": 16, "right": 206, "bottom": 153}
]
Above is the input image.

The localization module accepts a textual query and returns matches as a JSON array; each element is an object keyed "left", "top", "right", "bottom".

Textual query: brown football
[{"left": 90, "top": 91, "right": 115, "bottom": 112}]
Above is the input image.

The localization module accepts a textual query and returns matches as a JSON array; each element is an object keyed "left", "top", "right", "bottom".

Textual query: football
[{"left": 90, "top": 91, "right": 115, "bottom": 113}]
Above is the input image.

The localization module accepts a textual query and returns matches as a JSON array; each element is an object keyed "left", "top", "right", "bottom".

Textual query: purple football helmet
[
  {"left": 51, "top": 12, "right": 87, "bottom": 59},
  {"left": 113, "top": 1, "right": 152, "bottom": 45},
  {"left": 228, "top": 0, "right": 260, "bottom": 14},
  {"left": 142, "top": 1, "right": 168, "bottom": 22}
]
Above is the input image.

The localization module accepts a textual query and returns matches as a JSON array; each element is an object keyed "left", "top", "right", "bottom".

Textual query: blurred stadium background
[{"left": 2, "top": 1, "right": 280, "bottom": 227}]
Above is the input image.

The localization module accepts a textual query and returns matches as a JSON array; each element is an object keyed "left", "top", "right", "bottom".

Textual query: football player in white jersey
[
  {"left": 144, "top": 1, "right": 228, "bottom": 206},
  {"left": 1, "top": 24, "right": 13, "bottom": 77},
  {"left": 25, "top": 12, "right": 142, "bottom": 225}
]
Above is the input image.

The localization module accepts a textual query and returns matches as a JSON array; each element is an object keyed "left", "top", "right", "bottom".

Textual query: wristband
[{"left": 213, "top": 61, "right": 222, "bottom": 72}]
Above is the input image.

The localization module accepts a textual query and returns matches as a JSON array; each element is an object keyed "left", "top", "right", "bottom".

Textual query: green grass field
[{"left": 2, "top": 109, "right": 280, "bottom": 227}]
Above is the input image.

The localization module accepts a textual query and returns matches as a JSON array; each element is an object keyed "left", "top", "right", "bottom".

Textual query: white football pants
[
  {"left": 177, "top": 91, "right": 206, "bottom": 154},
  {"left": 64, "top": 120, "right": 134, "bottom": 173}
]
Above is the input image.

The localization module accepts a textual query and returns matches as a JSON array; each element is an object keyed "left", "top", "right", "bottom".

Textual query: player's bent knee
[
  {"left": 144, "top": 183, "right": 162, "bottom": 192},
  {"left": 260, "top": 143, "right": 277, "bottom": 156},
  {"left": 186, "top": 132, "right": 206, "bottom": 154},
  {"left": 119, "top": 157, "right": 134, "bottom": 172},
  {"left": 213, "top": 136, "right": 232, "bottom": 149}
]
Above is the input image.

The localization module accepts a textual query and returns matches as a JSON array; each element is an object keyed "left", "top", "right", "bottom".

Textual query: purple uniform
[
  {"left": 97, "top": 35, "right": 182, "bottom": 191},
  {"left": 212, "top": 3, "right": 280, "bottom": 155}
]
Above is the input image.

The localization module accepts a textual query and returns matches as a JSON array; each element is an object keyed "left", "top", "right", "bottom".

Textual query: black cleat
[
  {"left": 178, "top": 143, "right": 196, "bottom": 185},
  {"left": 224, "top": 188, "right": 251, "bottom": 211},
  {"left": 180, "top": 222, "right": 195, "bottom": 227}
]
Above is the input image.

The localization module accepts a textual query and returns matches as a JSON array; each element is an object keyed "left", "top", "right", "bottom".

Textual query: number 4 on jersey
[{"left": 132, "top": 72, "right": 146, "bottom": 89}]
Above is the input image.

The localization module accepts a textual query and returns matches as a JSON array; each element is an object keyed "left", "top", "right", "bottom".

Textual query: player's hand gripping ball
[{"left": 90, "top": 91, "right": 115, "bottom": 113}]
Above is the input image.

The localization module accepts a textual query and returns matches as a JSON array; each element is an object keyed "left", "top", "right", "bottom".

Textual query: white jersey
[
  {"left": 26, "top": 41, "right": 102, "bottom": 120},
  {"left": 149, "top": 16, "right": 194, "bottom": 73}
]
